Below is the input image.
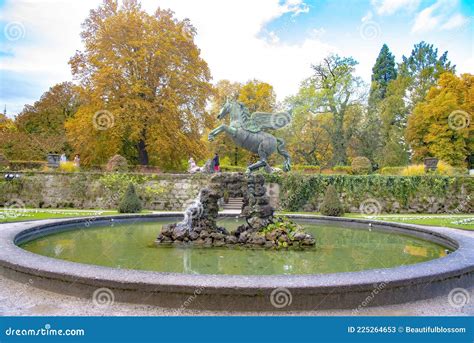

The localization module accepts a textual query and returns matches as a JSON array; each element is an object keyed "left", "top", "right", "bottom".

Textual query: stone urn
[{"left": 423, "top": 157, "right": 438, "bottom": 172}]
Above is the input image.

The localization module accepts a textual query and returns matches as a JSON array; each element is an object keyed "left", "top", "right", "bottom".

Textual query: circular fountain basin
[{"left": 0, "top": 214, "right": 473, "bottom": 311}]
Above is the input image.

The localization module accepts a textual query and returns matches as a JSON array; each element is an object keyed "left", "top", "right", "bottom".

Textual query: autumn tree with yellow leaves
[
  {"left": 406, "top": 72, "right": 473, "bottom": 167},
  {"left": 66, "top": 0, "right": 213, "bottom": 170}
]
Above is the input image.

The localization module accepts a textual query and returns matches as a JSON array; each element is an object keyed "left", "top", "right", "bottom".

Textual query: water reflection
[{"left": 21, "top": 219, "right": 448, "bottom": 275}]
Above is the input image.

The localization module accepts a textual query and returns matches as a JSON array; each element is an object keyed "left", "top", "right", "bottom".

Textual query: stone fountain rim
[{"left": 0, "top": 213, "right": 473, "bottom": 310}]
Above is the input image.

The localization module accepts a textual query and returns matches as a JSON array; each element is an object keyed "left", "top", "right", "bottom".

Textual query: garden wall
[
  {"left": 0, "top": 172, "right": 280, "bottom": 211},
  {"left": 0, "top": 172, "right": 472, "bottom": 213},
  {"left": 266, "top": 174, "right": 473, "bottom": 214}
]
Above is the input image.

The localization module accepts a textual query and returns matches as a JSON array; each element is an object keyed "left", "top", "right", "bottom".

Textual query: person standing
[
  {"left": 73, "top": 154, "right": 80, "bottom": 168},
  {"left": 60, "top": 153, "right": 67, "bottom": 163},
  {"left": 212, "top": 153, "right": 220, "bottom": 173}
]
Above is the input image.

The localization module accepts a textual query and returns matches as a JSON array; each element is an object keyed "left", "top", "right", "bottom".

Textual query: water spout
[{"left": 177, "top": 191, "right": 203, "bottom": 234}]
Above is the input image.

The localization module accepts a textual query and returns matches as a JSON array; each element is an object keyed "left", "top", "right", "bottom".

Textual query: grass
[
  {"left": 0, "top": 209, "right": 119, "bottom": 223},
  {"left": 278, "top": 212, "right": 474, "bottom": 231},
  {"left": 1, "top": 209, "right": 473, "bottom": 231}
]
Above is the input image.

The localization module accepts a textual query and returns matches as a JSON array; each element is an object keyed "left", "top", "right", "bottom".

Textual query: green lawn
[
  {"left": 1, "top": 209, "right": 473, "bottom": 231},
  {"left": 0, "top": 209, "right": 119, "bottom": 223},
  {"left": 279, "top": 212, "right": 474, "bottom": 231}
]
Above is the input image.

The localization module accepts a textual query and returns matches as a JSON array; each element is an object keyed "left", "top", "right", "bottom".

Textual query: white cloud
[
  {"left": 361, "top": 11, "right": 373, "bottom": 22},
  {"left": 411, "top": 0, "right": 468, "bottom": 33},
  {"left": 371, "top": 0, "right": 420, "bottom": 15},
  {"left": 440, "top": 13, "right": 469, "bottom": 30},
  {"left": 0, "top": 0, "right": 334, "bottom": 115},
  {"left": 411, "top": 1, "right": 442, "bottom": 33}
]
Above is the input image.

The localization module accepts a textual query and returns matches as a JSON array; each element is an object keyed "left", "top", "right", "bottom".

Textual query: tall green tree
[
  {"left": 368, "top": 44, "right": 397, "bottom": 110},
  {"left": 305, "top": 54, "right": 365, "bottom": 166},
  {"left": 399, "top": 41, "right": 455, "bottom": 109}
]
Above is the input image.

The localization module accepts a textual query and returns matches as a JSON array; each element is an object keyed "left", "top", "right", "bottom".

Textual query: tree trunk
[{"left": 137, "top": 139, "right": 149, "bottom": 165}]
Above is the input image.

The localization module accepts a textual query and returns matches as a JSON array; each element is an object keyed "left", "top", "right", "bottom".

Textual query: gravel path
[{"left": 0, "top": 274, "right": 472, "bottom": 316}]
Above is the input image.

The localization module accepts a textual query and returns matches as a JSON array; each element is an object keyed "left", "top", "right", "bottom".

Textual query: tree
[
  {"left": 66, "top": 0, "right": 213, "bottom": 169},
  {"left": 301, "top": 55, "right": 365, "bottom": 166},
  {"left": 15, "top": 82, "right": 80, "bottom": 136},
  {"left": 406, "top": 72, "right": 473, "bottom": 167},
  {"left": 359, "top": 44, "right": 397, "bottom": 165},
  {"left": 368, "top": 44, "right": 397, "bottom": 109},
  {"left": 399, "top": 41, "right": 455, "bottom": 109},
  {"left": 237, "top": 79, "right": 276, "bottom": 113},
  {"left": 280, "top": 90, "right": 333, "bottom": 166}
]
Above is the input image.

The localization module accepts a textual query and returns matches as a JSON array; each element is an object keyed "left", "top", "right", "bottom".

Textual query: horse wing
[{"left": 249, "top": 111, "right": 292, "bottom": 131}]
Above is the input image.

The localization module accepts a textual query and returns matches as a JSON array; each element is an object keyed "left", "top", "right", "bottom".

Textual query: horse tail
[{"left": 276, "top": 138, "right": 291, "bottom": 172}]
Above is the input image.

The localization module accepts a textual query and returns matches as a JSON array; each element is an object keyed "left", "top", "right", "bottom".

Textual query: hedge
[{"left": 265, "top": 173, "right": 474, "bottom": 212}]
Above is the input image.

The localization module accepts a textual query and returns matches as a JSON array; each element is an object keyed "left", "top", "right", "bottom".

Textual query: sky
[{"left": 0, "top": 0, "right": 473, "bottom": 117}]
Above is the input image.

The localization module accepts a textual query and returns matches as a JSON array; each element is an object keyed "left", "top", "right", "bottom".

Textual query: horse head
[{"left": 217, "top": 98, "right": 233, "bottom": 120}]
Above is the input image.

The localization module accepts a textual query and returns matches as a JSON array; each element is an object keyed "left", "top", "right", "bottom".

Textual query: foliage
[
  {"left": 379, "top": 166, "right": 405, "bottom": 175},
  {"left": 66, "top": 0, "right": 213, "bottom": 169},
  {"left": 106, "top": 154, "right": 129, "bottom": 172},
  {"left": 351, "top": 156, "right": 372, "bottom": 175},
  {"left": 237, "top": 79, "right": 276, "bottom": 113},
  {"left": 303, "top": 55, "right": 364, "bottom": 165},
  {"left": 292, "top": 165, "right": 321, "bottom": 173},
  {"left": 261, "top": 216, "right": 304, "bottom": 247},
  {"left": 369, "top": 44, "right": 397, "bottom": 108},
  {"left": 400, "top": 161, "right": 454, "bottom": 176},
  {"left": 399, "top": 41, "right": 455, "bottom": 108},
  {"left": 99, "top": 173, "right": 141, "bottom": 197},
  {"left": 59, "top": 161, "right": 79, "bottom": 173},
  {"left": 118, "top": 183, "right": 142, "bottom": 213},
  {"left": 278, "top": 104, "right": 333, "bottom": 166},
  {"left": 406, "top": 72, "right": 473, "bottom": 167},
  {"left": 266, "top": 173, "right": 463, "bottom": 211},
  {"left": 319, "top": 185, "right": 344, "bottom": 216},
  {"left": 1, "top": 82, "right": 81, "bottom": 160},
  {"left": 332, "top": 165, "right": 352, "bottom": 174}
]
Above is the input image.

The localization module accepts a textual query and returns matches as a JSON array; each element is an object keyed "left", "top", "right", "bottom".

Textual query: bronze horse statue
[{"left": 208, "top": 100, "right": 291, "bottom": 173}]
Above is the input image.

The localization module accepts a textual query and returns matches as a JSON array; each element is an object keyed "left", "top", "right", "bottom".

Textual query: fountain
[
  {"left": 157, "top": 102, "right": 315, "bottom": 248},
  {"left": 156, "top": 173, "right": 315, "bottom": 248}
]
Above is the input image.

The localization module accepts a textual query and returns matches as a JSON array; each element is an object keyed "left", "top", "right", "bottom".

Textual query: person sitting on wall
[{"left": 188, "top": 157, "right": 202, "bottom": 174}]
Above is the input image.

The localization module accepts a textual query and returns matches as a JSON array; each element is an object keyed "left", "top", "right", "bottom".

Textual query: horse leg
[
  {"left": 208, "top": 125, "right": 236, "bottom": 141},
  {"left": 247, "top": 141, "right": 272, "bottom": 173}
]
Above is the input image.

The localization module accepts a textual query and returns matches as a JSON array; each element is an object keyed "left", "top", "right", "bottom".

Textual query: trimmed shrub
[
  {"left": 106, "top": 154, "right": 129, "bottom": 172},
  {"left": 118, "top": 183, "right": 142, "bottom": 213},
  {"left": 292, "top": 165, "right": 321, "bottom": 174},
  {"left": 379, "top": 166, "right": 405, "bottom": 175},
  {"left": 351, "top": 156, "right": 372, "bottom": 175},
  {"left": 401, "top": 161, "right": 454, "bottom": 176},
  {"left": 59, "top": 161, "right": 79, "bottom": 173},
  {"left": 332, "top": 165, "right": 352, "bottom": 174},
  {"left": 320, "top": 184, "right": 344, "bottom": 216}
]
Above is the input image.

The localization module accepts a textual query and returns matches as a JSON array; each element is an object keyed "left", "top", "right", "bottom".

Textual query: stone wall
[
  {"left": 0, "top": 172, "right": 280, "bottom": 211},
  {"left": 0, "top": 172, "right": 472, "bottom": 213}
]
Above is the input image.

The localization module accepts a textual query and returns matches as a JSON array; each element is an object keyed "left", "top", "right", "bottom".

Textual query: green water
[{"left": 20, "top": 219, "right": 448, "bottom": 275}]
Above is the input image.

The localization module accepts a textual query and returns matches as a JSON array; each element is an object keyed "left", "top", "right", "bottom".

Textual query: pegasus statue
[{"left": 208, "top": 99, "right": 291, "bottom": 173}]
